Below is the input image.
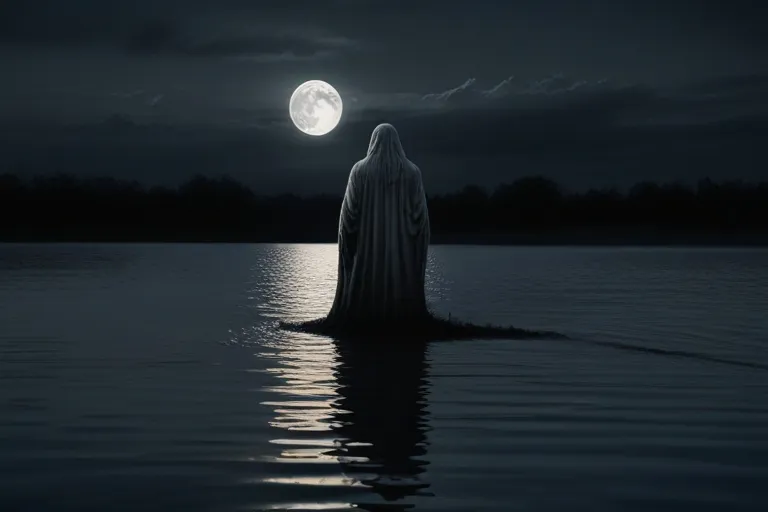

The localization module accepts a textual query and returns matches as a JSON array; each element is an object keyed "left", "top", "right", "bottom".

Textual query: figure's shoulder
[
  {"left": 347, "top": 160, "right": 365, "bottom": 181},
  {"left": 351, "top": 159, "right": 368, "bottom": 174},
  {"left": 405, "top": 160, "right": 423, "bottom": 181}
]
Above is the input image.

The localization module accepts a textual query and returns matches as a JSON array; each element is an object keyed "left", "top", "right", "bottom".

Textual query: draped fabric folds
[{"left": 326, "top": 123, "right": 430, "bottom": 327}]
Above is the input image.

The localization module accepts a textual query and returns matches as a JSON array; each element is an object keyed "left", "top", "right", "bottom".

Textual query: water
[{"left": 1, "top": 243, "right": 767, "bottom": 511}]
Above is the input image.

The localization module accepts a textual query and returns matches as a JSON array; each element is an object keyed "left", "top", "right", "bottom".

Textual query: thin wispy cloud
[{"left": 421, "top": 74, "right": 612, "bottom": 106}]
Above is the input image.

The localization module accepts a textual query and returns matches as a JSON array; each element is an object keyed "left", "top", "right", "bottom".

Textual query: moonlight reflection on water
[
  {"left": 240, "top": 244, "right": 435, "bottom": 510},
  {"left": 254, "top": 331, "right": 433, "bottom": 510}
]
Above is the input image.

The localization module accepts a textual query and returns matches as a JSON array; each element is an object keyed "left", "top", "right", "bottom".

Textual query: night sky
[{"left": 2, "top": 0, "right": 766, "bottom": 194}]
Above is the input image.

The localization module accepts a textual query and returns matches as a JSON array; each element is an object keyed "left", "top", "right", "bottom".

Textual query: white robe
[{"left": 327, "top": 124, "right": 430, "bottom": 326}]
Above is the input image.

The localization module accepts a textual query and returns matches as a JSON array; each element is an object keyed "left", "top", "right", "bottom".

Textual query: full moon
[{"left": 289, "top": 80, "right": 343, "bottom": 136}]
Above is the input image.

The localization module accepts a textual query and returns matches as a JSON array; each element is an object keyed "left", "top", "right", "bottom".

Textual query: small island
[{"left": 280, "top": 312, "right": 568, "bottom": 342}]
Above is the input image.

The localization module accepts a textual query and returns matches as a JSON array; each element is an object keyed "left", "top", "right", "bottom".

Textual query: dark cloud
[
  {"left": 628, "top": 0, "right": 768, "bottom": 48},
  {"left": 0, "top": 1, "right": 134, "bottom": 45},
  {"left": 125, "top": 20, "right": 354, "bottom": 60},
  {"left": 0, "top": 0, "right": 356, "bottom": 60},
  {"left": 417, "top": 72, "right": 768, "bottom": 125},
  {"left": 681, "top": 74, "right": 768, "bottom": 99}
]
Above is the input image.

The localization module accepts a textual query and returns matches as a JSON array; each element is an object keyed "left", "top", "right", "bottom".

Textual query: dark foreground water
[{"left": 1, "top": 243, "right": 767, "bottom": 511}]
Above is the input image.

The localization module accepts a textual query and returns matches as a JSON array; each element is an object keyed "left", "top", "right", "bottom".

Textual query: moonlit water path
[{"left": 1, "top": 244, "right": 767, "bottom": 511}]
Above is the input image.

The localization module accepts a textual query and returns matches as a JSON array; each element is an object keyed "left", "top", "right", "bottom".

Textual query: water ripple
[{"left": 2, "top": 244, "right": 767, "bottom": 511}]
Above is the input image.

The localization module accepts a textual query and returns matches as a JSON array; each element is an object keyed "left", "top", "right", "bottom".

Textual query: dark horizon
[{"left": 2, "top": 172, "right": 766, "bottom": 245}]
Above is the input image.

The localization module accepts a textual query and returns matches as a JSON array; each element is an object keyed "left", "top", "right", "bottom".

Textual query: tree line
[{"left": 1, "top": 173, "right": 766, "bottom": 242}]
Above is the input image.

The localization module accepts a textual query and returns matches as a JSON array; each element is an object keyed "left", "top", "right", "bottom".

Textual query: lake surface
[{"left": 1, "top": 243, "right": 767, "bottom": 511}]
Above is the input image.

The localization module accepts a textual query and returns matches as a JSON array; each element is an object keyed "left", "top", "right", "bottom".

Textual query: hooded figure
[{"left": 326, "top": 123, "right": 430, "bottom": 327}]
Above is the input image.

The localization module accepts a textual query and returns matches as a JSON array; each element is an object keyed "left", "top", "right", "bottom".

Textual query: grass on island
[{"left": 279, "top": 310, "right": 566, "bottom": 342}]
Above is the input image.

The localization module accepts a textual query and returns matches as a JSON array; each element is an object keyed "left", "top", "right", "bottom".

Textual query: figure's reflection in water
[
  {"left": 328, "top": 340, "right": 432, "bottom": 509},
  {"left": 261, "top": 334, "right": 433, "bottom": 510},
  {"left": 250, "top": 245, "right": 436, "bottom": 509}
]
